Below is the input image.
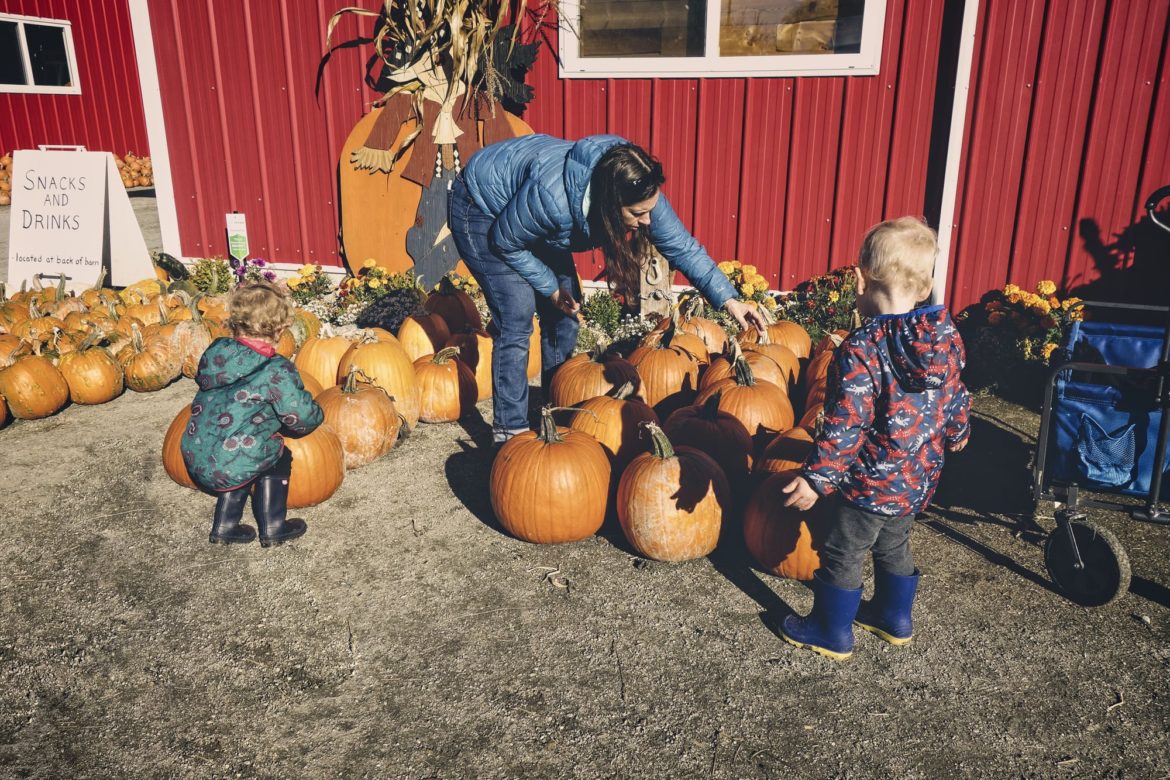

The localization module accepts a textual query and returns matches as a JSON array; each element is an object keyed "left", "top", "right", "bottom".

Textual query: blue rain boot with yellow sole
[
  {"left": 854, "top": 570, "right": 919, "bottom": 646},
  {"left": 781, "top": 574, "right": 863, "bottom": 661}
]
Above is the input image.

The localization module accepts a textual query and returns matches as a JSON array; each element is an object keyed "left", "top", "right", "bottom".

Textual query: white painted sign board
[{"left": 6, "top": 150, "right": 154, "bottom": 293}]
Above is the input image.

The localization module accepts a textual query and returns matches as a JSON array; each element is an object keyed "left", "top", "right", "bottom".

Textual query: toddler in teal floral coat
[{"left": 181, "top": 281, "right": 323, "bottom": 546}]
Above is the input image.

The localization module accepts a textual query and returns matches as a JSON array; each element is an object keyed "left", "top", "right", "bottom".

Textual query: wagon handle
[{"left": 1145, "top": 185, "right": 1170, "bottom": 234}]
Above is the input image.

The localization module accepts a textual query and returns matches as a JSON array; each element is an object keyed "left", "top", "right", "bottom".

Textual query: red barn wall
[{"left": 0, "top": 0, "right": 150, "bottom": 157}]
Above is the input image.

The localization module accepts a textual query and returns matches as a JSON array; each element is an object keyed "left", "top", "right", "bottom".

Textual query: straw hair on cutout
[
  {"left": 228, "top": 280, "right": 294, "bottom": 340},
  {"left": 858, "top": 216, "right": 938, "bottom": 299}
]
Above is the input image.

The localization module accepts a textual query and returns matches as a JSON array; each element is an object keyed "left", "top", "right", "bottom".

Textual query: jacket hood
[
  {"left": 873, "top": 304, "right": 954, "bottom": 393},
  {"left": 196, "top": 338, "right": 276, "bottom": 391},
  {"left": 563, "top": 134, "right": 627, "bottom": 234}
]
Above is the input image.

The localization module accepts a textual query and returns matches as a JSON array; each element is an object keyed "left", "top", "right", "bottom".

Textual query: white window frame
[
  {"left": 0, "top": 13, "right": 82, "bottom": 95},
  {"left": 559, "top": 0, "right": 885, "bottom": 78}
]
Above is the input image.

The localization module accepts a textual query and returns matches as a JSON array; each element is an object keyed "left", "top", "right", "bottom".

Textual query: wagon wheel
[{"left": 1044, "top": 518, "right": 1131, "bottom": 607}]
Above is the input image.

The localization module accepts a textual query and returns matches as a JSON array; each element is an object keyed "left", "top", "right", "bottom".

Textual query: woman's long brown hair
[{"left": 587, "top": 144, "right": 665, "bottom": 301}]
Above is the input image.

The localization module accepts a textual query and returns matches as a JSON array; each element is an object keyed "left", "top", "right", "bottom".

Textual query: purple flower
[
  {"left": 264, "top": 271, "right": 276, "bottom": 282},
  {"left": 254, "top": 258, "right": 266, "bottom": 267}
]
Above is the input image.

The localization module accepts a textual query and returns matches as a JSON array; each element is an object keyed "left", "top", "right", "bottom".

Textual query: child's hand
[
  {"left": 947, "top": 437, "right": 968, "bottom": 453},
  {"left": 782, "top": 476, "right": 819, "bottom": 511}
]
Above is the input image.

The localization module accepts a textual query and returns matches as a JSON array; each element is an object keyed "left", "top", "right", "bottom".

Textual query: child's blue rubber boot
[
  {"left": 854, "top": 570, "right": 920, "bottom": 645},
  {"left": 781, "top": 575, "right": 863, "bottom": 661}
]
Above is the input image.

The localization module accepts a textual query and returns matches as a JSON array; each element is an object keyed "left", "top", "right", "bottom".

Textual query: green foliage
[
  {"left": 579, "top": 290, "right": 623, "bottom": 337},
  {"left": 189, "top": 257, "right": 234, "bottom": 296},
  {"left": 773, "top": 266, "right": 858, "bottom": 344}
]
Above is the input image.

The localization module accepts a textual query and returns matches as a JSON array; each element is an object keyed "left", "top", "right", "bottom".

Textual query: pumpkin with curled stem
[
  {"left": 490, "top": 406, "right": 611, "bottom": 544},
  {"left": 627, "top": 326, "right": 700, "bottom": 418},
  {"left": 316, "top": 366, "right": 404, "bottom": 468},
  {"left": 616, "top": 422, "right": 729, "bottom": 562},
  {"left": 336, "top": 332, "right": 420, "bottom": 429}
]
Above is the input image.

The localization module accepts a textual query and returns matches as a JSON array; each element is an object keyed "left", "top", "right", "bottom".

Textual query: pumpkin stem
[
  {"left": 608, "top": 381, "right": 635, "bottom": 401},
  {"left": 157, "top": 297, "right": 171, "bottom": 324},
  {"left": 91, "top": 268, "right": 108, "bottom": 292},
  {"left": 640, "top": 421, "right": 676, "bottom": 460},
  {"left": 733, "top": 354, "right": 756, "bottom": 387},
  {"left": 340, "top": 364, "right": 376, "bottom": 393},
  {"left": 130, "top": 322, "right": 144, "bottom": 353},
  {"left": 78, "top": 330, "right": 103, "bottom": 351},
  {"left": 537, "top": 405, "right": 563, "bottom": 444},
  {"left": 699, "top": 389, "right": 723, "bottom": 419},
  {"left": 432, "top": 346, "right": 461, "bottom": 364},
  {"left": 55, "top": 274, "right": 67, "bottom": 302},
  {"left": 588, "top": 337, "right": 610, "bottom": 362}
]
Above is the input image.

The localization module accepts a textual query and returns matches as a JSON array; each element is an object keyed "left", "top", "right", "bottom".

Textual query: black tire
[{"left": 1044, "top": 520, "right": 1131, "bottom": 607}]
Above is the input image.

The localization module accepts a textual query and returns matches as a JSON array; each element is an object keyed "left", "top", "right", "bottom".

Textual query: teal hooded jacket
[{"left": 181, "top": 337, "right": 323, "bottom": 491}]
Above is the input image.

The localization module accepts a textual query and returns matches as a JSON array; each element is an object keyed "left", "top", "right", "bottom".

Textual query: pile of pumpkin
[
  {"left": 491, "top": 299, "right": 847, "bottom": 581},
  {"left": 0, "top": 153, "right": 12, "bottom": 206},
  {"left": 116, "top": 152, "right": 154, "bottom": 189}
]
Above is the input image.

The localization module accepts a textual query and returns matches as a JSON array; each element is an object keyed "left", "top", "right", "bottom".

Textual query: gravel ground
[{"left": 1, "top": 377, "right": 1168, "bottom": 779}]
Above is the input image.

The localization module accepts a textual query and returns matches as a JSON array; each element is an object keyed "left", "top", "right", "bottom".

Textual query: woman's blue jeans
[{"left": 448, "top": 177, "right": 580, "bottom": 443}]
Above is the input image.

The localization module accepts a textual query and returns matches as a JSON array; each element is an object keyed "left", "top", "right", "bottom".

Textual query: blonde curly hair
[{"left": 227, "top": 280, "right": 293, "bottom": 341}]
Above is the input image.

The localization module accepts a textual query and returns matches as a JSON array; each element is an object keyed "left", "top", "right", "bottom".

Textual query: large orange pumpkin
[
  {"left": 755, "top": 426, "right": 815, "bottom": 476},
  {"left": 57, "top": 338, "right": 124, "bottom": 405},
  {"left": 0, "top": 353, "right": 69, "bottom": 419},
  {"left": 284, "top": 425, "right": 347, "bottom": 508},
  {"left": 490, "top": 407, "right": 611, "bottom": 544},
  {"left": 743, "top": 470, "right": 831, "bottom": 580},
  {"left": 626, "top": 329, "right": 700, "bottom": 418},
  {"left": 549, "top": 341, "right": 641, "bottom": 409},
  {"left": 414, "top": 347, "right": 478, "bottom": 423},
  {"left": 640, "top": 315, "right": 710, "bottom": 368},
  {"left": 162, "top": 405, "right": 198, "bottom": 490},
  {"left": 316, "top": 366, "right": 404, "bottom": 469},
  {"left": 336, "top": 334, "right": 420, "bottom": 429},
  {"left": 738, "top": 329, "right": 799, "bottom": 395},
  {"left": 567, "top": 382, "right": 659, "bottom": 471},
  {"left": 397, "top": 312, "right": 450, "bottom": 362},
  {"left": 294, "top": 333, "right": 356, "bottom": 391},
  {"left": 662, "top": 391, "right": 754, "bottom": 488},
  {"left": 700, "top": 339, "right": 789, "bottom": 394},
  {"left": 694, "top": 356, "right": 794, "bottom": 453},
  {"left": 616, "top": 422, "right": 729, "bottom": 562}
]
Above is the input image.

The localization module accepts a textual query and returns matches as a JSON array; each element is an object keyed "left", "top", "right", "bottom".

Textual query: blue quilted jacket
[{"left": 461, "top": 133, "right": 738, "bottom": 307}]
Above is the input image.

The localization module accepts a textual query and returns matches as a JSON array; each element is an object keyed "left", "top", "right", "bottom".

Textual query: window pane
[
  {"left": 580, "top": 0, "right": 706, "bottom": 58},
  {"left": 0, "top": 22, "right": 26, "bottom": 85},
  {"left": 24, "top": 24, "right": 71, "bottom": 87},
  {"left": 720, "top": 0, "right": 864, "bottom": 56}
]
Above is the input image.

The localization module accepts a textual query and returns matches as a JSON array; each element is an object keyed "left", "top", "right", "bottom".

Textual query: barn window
[
  {"left": 0, "top": 14, "right": 81, "bottom": 95},
  {"left": 560, "top": 0, "right": 883, "bottom": 78}
]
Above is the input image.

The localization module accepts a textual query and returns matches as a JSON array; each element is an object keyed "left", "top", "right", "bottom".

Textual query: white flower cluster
[{"left": 301, "top": 292, "right": 361, "bottom": 327}]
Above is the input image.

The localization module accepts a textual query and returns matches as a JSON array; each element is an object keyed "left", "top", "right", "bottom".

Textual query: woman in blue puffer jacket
[{"left": 449, "top": 134, "right": 765, "bottom": 445}]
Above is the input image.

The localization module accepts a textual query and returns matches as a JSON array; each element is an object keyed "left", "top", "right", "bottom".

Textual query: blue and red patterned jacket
[{"left": 802, "top": 304, "right": 970, "bottom": 517}]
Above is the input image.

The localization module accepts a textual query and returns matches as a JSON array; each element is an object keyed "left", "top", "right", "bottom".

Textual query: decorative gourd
[
  {"left": 567, "top": 382, "right": 659, "bottom": 470},
  {"left": 294, "top": 331, "right": 356, "bottom": 391},
  {"left": 548, "top": 339, "right": 640, "bottom": 408},
  {"left": 162, "top": 405, "right": 198, "bottom": 489},
  {"left": 57, "top": 334, "right": 124, "bottom": 405},
  {"left": 490, "top": 406, "right": 611, "bottom": 544},
  {"left": 336, "top": 333, "right": 420, "bottom": 428},
  {"left": 743, "top": 470, "right": 831, "bottom": 580},
  {"left": 397, "top": 312, "right": 450, "bottom": 362},
  {"left": 626, "top": 326, "right": 700, "bottom": 418},
  {"left": 424, "top": 276, "right": 482, "bottom": 333},
  {"left": 119, "top": 324, "right": 181, "bottom": 392},
  {"left": 694, "top": 355, "right": 794, "bottom": 453},
  {"left": 171, "top": 297, "right": 228, "bottom": 379},
  {"left": 616, "top": 422, "right": 729, "bottom": 562},
  {"left": 662, "top": 391, "right": 754, "bottom": 488},
  {"left": 755, "top": 426, "right": 815, "bottom": 476},
  {"left": 445, "top": 328, "right": 493, "bottom": 402},
  {"left": 700, "top": 339, "right": 789, "bottom": 393},
  {"left": 284, "top": 424, "right": 347, "bottom": 508},
  {"left": 0, "top": 349, "right": 69, "bottom": 419},
  {"left": 413, "top": 347, "right": 477, "bottom": 423},
  {"left": 315, "top": 366, "right": 404, "bottom": 468}
]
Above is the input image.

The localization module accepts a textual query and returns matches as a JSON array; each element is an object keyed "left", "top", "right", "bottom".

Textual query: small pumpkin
[
  {"left": 737, "top": 306, "right": 812, "bottom": 359},
  {"left": 162, "top": 405, "right": 199, "bottom": 490},
  {"left": 700, "top": 339, "right": 789, "bottom": 394},
  {"left": 737, "top": 325, "right": 799, "bottom": 394},
  {"left": 548, "top": 339, "right": 640, "bottom": 408},
  {"left": 414, "top": 347, "right": 478, "bottom": 424},
  {"left": 743, "top": 470, "right": 831, "bottom": 580},
  {"left": 616, "top": 422, "right": 729, "bottom": 562},
  {"left": 662, "top": 390, "right": 754, "bottom": 488},
  {"left": 315, "top": 366, "right": 404, "bottom": 468},
  {"left": 490, "top": 406, "right": 611, "bottom": 544},
  {"left": 397, "top": 311, "right": 451, "bottom": 362},
  {"left": 294, "top": 331, "right": 357, "bottom": 391},
  {"left": 118, "top": 324, "right": 181, "bottom": 392},
  {"left": 754, "top": 426, "right": 815, "bottom": 476},
  {"left": 0, "top": 348, "right": 69, "bottom": 419},
  {"left": 567, "top": 381, "right": 659, "bottom": 470},
  {"left": 640, "top": 310, "right": 710, "bottom": 367},
  {"left": 424, "top": 275, "right": 482, "bottom": 333},
  {"left": 57, "top": 333, "right": 124, "bottom": 405}
]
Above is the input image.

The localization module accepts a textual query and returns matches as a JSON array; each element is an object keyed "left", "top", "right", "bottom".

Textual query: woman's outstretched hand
[
  {"left": 551, "top": 288, "right": 580, "bottom": 317},
  {"left": 724, "top": 298, "right": 767, "bottom": 332}
]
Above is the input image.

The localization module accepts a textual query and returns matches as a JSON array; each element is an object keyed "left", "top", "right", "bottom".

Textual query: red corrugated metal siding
[
  {"left": 948, "top": 0, "right": 1170, "bottom": 311},
  {"left": 148, "top": 0, "right": 373, "bottom": 264},
  {"left": 0, "top": 0, "right": 148, "bottom": 156}
]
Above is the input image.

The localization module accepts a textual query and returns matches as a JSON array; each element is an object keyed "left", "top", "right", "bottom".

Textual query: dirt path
[{"left": 1, "top": 383, "right": 1168, "bottom": 778}]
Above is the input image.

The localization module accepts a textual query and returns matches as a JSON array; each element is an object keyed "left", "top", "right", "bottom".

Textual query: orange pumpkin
[
  {"left": 694, "top": 356, "right": 794, "bottom": 453},
  {"left": 445, "top": 328, "right": 493, "bottom": 402},
  {"left": 805, "top": 349, "right": 835, "bottom": 386},
  {"left": 316, "top": 366, "right": 404, "bottom": 468},
  {"left": 0, "top": 352, "right": 69, "bottom": 419},
  {"left": 616, "top": 422, "right": 729, "bottom": 562},
  {"left": 640, "top": 314, "right": 710, "bottom": 368},
  {"left": 162, "top": 405, "right": 198, "bottom": 490},
  {"left": 490, "top": 407, "right": 611, "bottom": 544},
  {"left": 567, "top": 381, "right": 659, "bottom": 471},
  {"left": 548, "top": 340, "right": 640, "bottom": 408},
  {"left": 413, "top": 347, "right": 478, "bottom": 423},
  {"left": 284, "top": 425, "right": 347, "bottom": 508},
  {"left": 739, "top": 329, "right": 799, "bottom": 395},
  {"left": 119, "top": 324, "right": 180, "bottom": 392},
  {"left": 701, "top": 339, "right": 788, "bottom": 393},
  {"left": 0, "top": 393, "right": 8, "bottom": 428},
  {"left": 424, "top": 276, "right": 482, "bottom": 333},
  {"left": 336, "top": 334, "right": 420, "bottom": 429},
  {"left": 755, "top": 426, "right": 815, "bottom": 476},
  {"left": 57, "top": 336, "right": 124, "bottom": 405},
  {"left": 662, "top": 390, "right": 754, "bottom": 488},
  {"left": 294, "top": 333, "right": 356, "bottom": 391},
  {"left": 397, "top": 312, "right": 450, "bottom": 363},
  {"left": 813, "top": 329, "right": 850, "bottom": 358},
  {"left": 626, "top": 328, "right": 700, "bottom": 418},
  {"left": 743, "top": 470, "right": 831, "bottom": 580}
]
